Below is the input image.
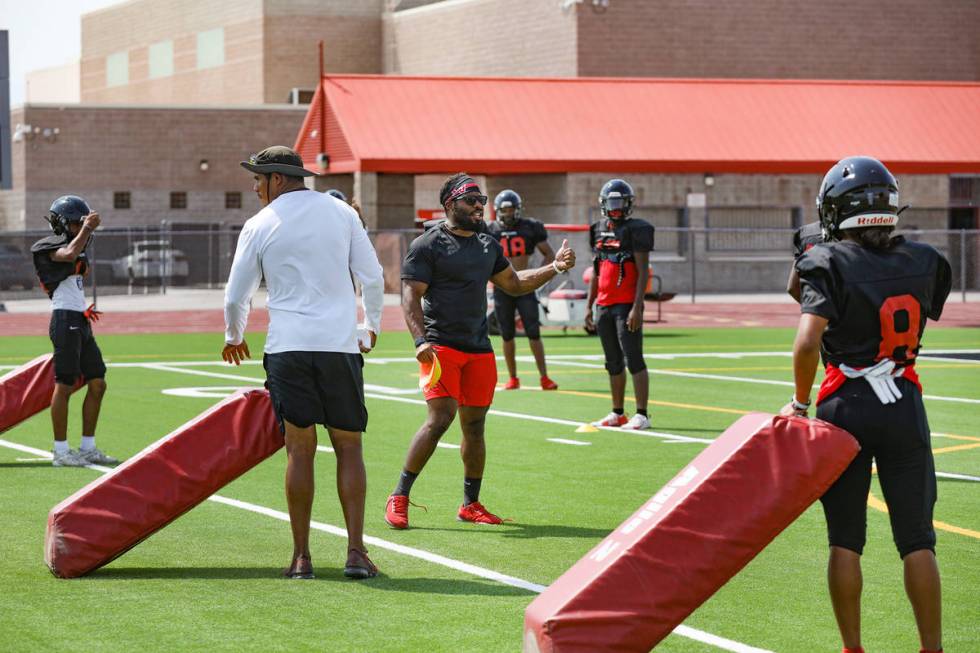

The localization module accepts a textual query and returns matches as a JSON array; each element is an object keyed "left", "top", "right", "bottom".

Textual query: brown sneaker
[
  {"left": 283, "top": 554, "right": 314, "bottom": 580},
  {"left": 344, "top": 548, "right": 378, "bottom": 580}
]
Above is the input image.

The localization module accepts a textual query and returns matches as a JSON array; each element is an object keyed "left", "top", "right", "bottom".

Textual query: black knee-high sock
[
  {"left": 394, "top": 469, "right": 419, "bottom": 497},
  {"left": 463, "top": 477, "right": 482, "bottom": 506}
]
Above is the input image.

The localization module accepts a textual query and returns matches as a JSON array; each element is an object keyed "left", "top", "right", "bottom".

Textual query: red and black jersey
[
  {"left": 796, "top": 237, "right": 951, "bottom": 369},
  {"left": 792, "top": 221, "right": 823, "bottom": 259},
  {"left": 485, "top": 218, "right": 548, "bottom": 259},
  {"left": 31, "top": 235, "right": 88, "bottom": 299},
  {"left": 589, "top": 218, "right": 654, "bottom": 306}
]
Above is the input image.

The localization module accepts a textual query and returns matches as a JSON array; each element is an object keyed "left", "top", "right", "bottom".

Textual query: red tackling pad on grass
[
  {"left": 45, "top": 388, "right": 283, "bottom": 578},
  {"left": 524, "top": 413, "right": 860, "bottom": 653},
  {"left": 0, "top": 354, "right": 82, "bottom": 435}
]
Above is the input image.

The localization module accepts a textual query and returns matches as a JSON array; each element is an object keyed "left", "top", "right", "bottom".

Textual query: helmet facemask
[
  {"left": 601, "top": 195, "right": 633, "bottom": 221},
  {"left": 493, "top": 190, "right": 522, "bottom": 226},
  {"left": 599, "top": 179, "right": 636, "bottom": 222}
]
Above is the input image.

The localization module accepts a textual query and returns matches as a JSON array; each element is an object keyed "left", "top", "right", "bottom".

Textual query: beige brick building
[
  {"left": 80, "top": 0, "right": 384, "bottom": 105},
  {"left": 75, "top": 0, "right": 980, "bottom": 107},
  {"left": 385, "top": 0, "right": 979, "bottom": 81},
  {"left": 2, "top": 104, "right": 305, "bottom": 231},
  {"left": 3, "top": 0, "right": 978, "bottom": 293}
]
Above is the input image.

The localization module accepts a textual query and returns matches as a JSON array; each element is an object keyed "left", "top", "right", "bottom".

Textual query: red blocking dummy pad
[
  {"left": 0, "top": 354, "right": 82, "bottom": 435},
  {"left": 524, "top": 413, "right": 860, "bottom": 653},
  {"left": 45, "top": 388, "right": 283, "bottom": 578}
]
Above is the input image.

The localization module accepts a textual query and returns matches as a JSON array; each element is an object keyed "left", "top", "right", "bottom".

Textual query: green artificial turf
[{"left": 1, "top": 327, "right": 977, "bottom": 652}]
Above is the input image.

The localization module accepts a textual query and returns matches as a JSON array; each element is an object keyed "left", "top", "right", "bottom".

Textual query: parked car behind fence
[{"left": 111, "top": 240, "right": 189, "bottom": 285}]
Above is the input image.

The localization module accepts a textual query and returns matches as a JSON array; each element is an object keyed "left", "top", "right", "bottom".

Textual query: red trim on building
[{"left": 296, "top": 74, "right": 980, "bottom": 175}]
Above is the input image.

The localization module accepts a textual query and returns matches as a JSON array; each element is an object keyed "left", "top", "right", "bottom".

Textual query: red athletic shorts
[{"left": 424, "top": 345, "right": 497, "bottom": 407}]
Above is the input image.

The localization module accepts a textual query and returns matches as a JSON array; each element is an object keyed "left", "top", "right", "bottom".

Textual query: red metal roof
[{"left": 294, "top": 75, "right": 980, "bottom": 175}]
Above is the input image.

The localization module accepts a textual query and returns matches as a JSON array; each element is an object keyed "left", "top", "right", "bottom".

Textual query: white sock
[
  {"left": 54, "top": 440, "right": 70, "bottom": 455},
  {"left": 80, "top": 436, "right": 96, "bottom": 452}
]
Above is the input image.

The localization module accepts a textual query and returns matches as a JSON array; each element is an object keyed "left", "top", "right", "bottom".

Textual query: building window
[
  {"left": 170, "top": 192, "right": 187, "bottom": 209},
  {"left": 950, "top": 177, "right": 974, "bottom": 204},
  {"left": 114, "top": 192, "right": 131, "bottom": 209},
  {"left": 106, "top": 51, "right": 129, "bottom": 87},
  {"left": 197, "top": 28, "right": 224, "bottom": 70},
  {"left": 148, "top": 40, "right": 174, "bottom": 79},
  {"left": 225, "top": 191, "right": 242, "bottom": 209}
]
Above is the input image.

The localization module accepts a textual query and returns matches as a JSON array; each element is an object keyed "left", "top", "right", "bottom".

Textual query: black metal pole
[{"left": 961, "top": 229, "right": 967, "bottom": 303}]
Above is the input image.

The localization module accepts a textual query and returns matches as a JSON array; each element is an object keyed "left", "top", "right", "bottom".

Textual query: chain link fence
[{"left": 1, "top": 216, "right": 977, "bottom": 305}]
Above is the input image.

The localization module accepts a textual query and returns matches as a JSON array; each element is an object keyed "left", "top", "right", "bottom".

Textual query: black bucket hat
[{"left": 241, "top": 146, "right": 315, "bottom": 177}]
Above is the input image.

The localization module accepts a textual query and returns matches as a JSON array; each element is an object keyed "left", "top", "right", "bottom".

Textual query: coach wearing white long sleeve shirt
[{"left": 223, "top": 146, "right": 384, "bottom": 580}]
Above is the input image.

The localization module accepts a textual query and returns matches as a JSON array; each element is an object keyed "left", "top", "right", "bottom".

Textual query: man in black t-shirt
[
  {"left": 485, "top": 189, "right": 558, "bottom": 391},
  {"left": 781, "top": 156, "right": 949, "bottom": 653},
  {"left": 385, "top": 173, "right": 575, "bottom": 530}
]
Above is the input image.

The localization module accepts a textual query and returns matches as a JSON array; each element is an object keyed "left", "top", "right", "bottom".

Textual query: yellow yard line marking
[
  {"left": 932, "top": 442, "right": 980, "bottom": 455},
  {"left": 934, "top": 432, "right": 980, "bottom": 443},
  {"left": 867, "top": 493, "right": 980, "bottom": 540},
  {"left": 552, "top": 388, "right": 749, "bottom": 415}
]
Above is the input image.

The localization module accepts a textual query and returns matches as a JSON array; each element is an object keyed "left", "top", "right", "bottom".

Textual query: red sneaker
[
  {"left": 385, "top": 494, "right": 428, "bottom": 529},
  {"left": 503, "top": 377, "right": 520, "bottom": 390},
  {"left": 540, "top": 376, "right": 558, "bottom": 390},
  {"left": 457, "top": 501, "right": 505, "bottom": 525}
]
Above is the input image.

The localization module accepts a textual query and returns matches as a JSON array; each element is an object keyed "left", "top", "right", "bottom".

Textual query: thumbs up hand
[{"left": 553, "top": 239, "right": 576, "bottom": 273}]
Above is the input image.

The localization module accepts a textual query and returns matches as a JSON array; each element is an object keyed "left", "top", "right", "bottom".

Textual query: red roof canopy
[{"left": 294, "top": 75, "right": 980, "bottom": 175}]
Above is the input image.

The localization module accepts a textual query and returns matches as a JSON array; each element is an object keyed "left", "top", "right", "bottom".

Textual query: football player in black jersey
[
  {"left": 486, "top": 190, "right": 559, "bottom": 390},
  {"left": 586, "top": 179, "right": 655, "bottom": 430},
  {"left": 31, "top": 196, "right": 117, "bottom": 468},
  {"left": 781, "top": 157, "right": 950, "bottom": 653}
]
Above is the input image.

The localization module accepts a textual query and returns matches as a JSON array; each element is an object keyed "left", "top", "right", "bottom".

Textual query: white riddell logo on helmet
[{"left": 856, "top": 216, "right": 894, "bottom": 225}]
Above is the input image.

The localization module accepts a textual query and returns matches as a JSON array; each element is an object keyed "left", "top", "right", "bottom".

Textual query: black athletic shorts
[
  {"left": 49, "top": 309, "right": 106, "bottom": 385},
  {"left": 595, "top": 303, "right": 646, "bottom": 375},
  {"left": 817, "top": 377, "right": 937, "bottom": 558},
  {"left": 263, "top": 351, "right": 368, "bottom": 433},
  {"left": 493, "top": 287, "right": 541, "bottom": 340}
]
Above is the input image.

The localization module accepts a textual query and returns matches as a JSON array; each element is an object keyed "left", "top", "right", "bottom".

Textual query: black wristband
[{"left": 414, "top": 336, "right": 426, "bottom": 347}]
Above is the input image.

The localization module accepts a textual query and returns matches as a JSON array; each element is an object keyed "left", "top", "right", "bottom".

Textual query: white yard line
[
  {"left": 137, "top": 363, "right": 710, "bottom": 444},
  {"left": 436, "top": 442, "right": 461, "bottom": 450},
  {"left": 547, "top": 438, "right": 591, "bottom": 446},
  {"left": 936, "top": 471, "right": 980, "bottom": 482},
  {"left": 1, "top": 348, "right": 978, "bottom": 372},
  {"left": 0, "top": 437, "right": 773, "bottom": 653},
  {"left": 364, "top": 393, "right": 709, "bottom": 444},
  {"left": 539, "top": 358, "right": 980, "bottom": 405}
]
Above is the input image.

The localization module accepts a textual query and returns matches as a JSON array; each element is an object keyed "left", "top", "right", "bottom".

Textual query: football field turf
[{"left": 1, "top": 327, "right": 978, "bottom": 652}]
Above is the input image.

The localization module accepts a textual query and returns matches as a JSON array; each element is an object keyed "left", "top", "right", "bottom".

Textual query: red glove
[{"left": 83, "top": 303, "right": 102, "bottom": 323}]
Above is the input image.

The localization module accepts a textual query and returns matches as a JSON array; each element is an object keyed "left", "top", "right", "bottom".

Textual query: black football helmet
[
  {"left": 325, "top": 189, "right": 348, "bottom": 202},
  {"left": 46, "top": 195, "right": 90, "bottom": 236},
  {"left": 817, "top": 156, "right": 900, "bottom": 239},
  {"left": 599, "top": 179, "right": 634, "bottom": 220},
  {"left": 493, "top": 190, "right": 522, "bottom": 225}
]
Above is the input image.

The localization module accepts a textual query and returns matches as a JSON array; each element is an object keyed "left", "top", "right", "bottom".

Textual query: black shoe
[
  {"left": 283, "top": 555, "right": 314, "bottom": 580},
  {"left": 343, "top": 548, "right": 378, "bottom": 580}
]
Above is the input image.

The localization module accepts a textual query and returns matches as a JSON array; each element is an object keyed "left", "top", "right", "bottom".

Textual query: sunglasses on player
[{"left": 454, "top": 194, "right": 488, "bottom": 207}]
